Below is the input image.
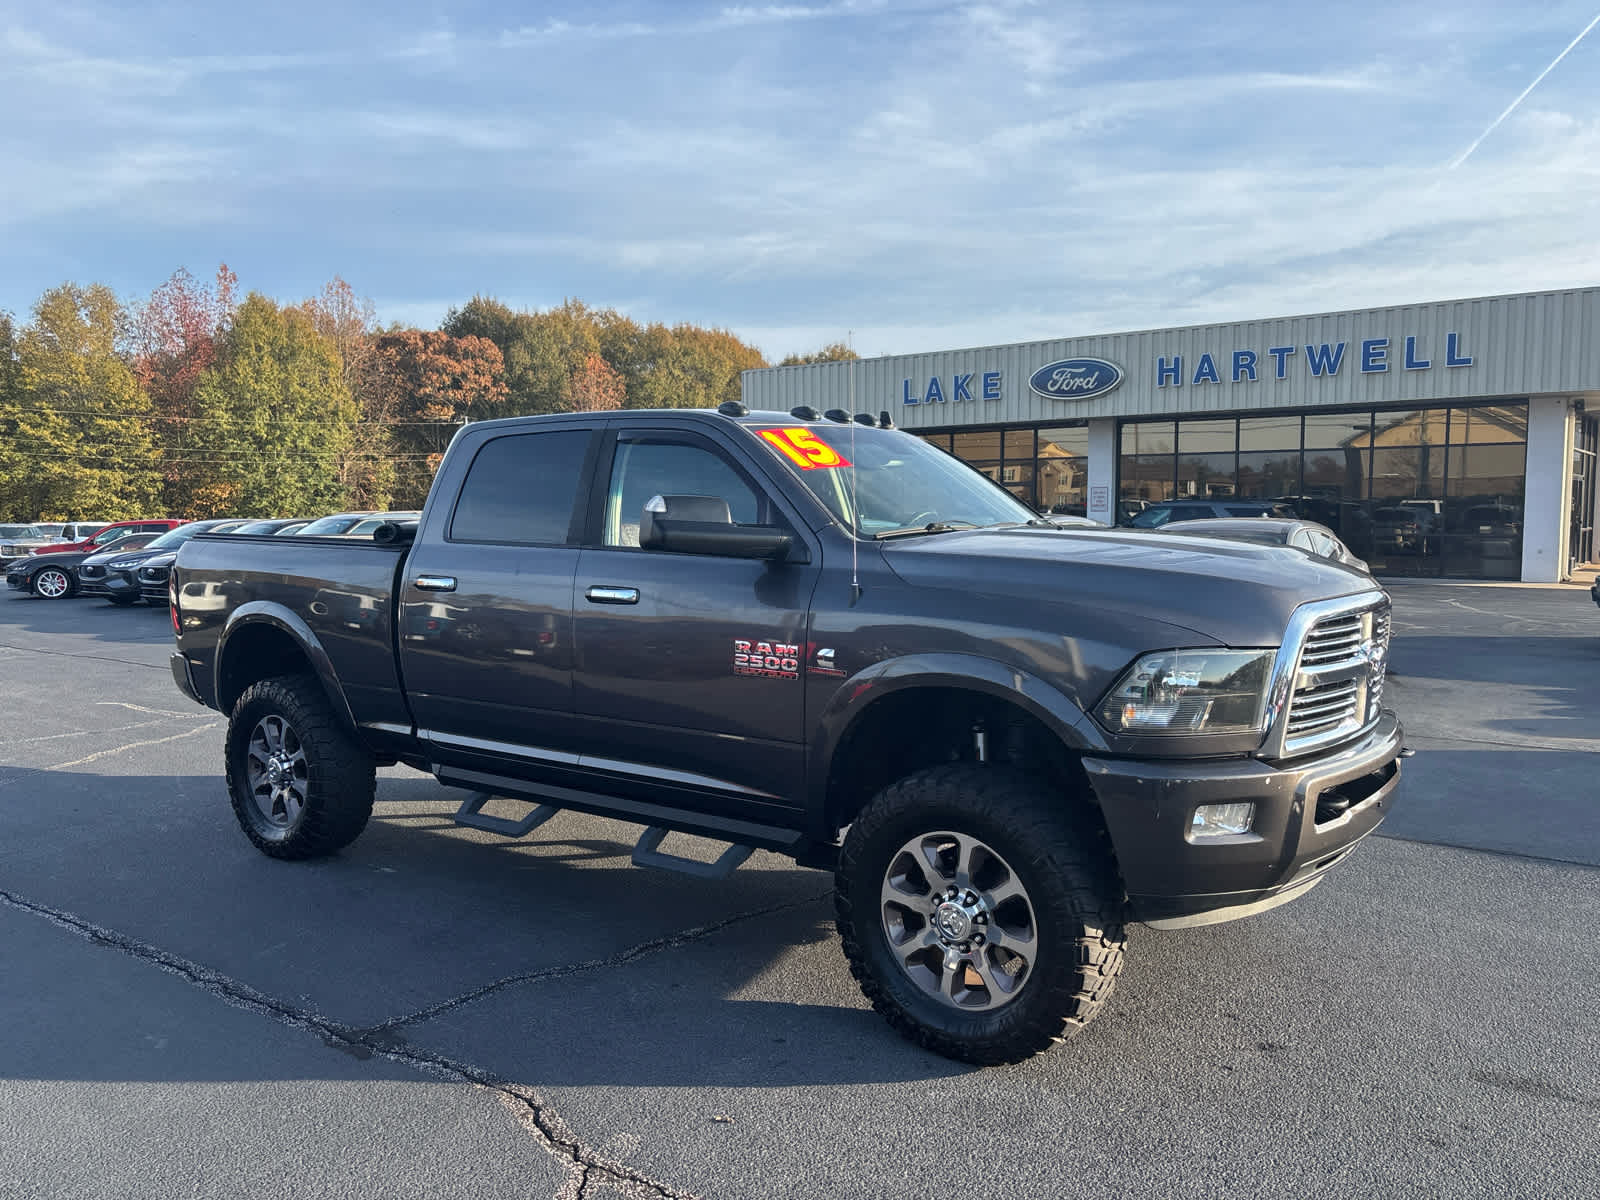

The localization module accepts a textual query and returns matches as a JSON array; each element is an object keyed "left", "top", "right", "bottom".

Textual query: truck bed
[{"left": 171, "top": 533, "right": 415, "bottom": 756}]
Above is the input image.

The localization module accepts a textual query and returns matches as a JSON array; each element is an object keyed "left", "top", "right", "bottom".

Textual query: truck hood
[{"left": 879, "top": 526, "right": 1380, "bottom": 647}]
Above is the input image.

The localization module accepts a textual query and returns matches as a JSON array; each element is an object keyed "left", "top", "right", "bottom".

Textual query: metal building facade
[{"left": 740, "top": 288, "right": 1600, "bottom": 582}]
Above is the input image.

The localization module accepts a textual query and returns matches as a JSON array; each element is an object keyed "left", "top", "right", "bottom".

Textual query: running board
[
  {"left": 452, "top": 791, "right": 559, "bottom": 838},
  {"left": 631, "top": 826, "right": 755, "bottom": 880}
]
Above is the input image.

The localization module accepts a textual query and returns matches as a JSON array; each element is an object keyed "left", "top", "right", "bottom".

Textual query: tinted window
[
  {"left": 451, "top": 431, "right": 590, "bottom": 544},
  {"left": 1130, "top": 506, "right": 1173, "bottom": 528},
  {"left": 605, "top": 439, "right": 762, "bottom": 548}
]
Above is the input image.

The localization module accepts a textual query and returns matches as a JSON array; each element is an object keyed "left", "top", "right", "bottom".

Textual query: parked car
[
  {"left": 30, "top": 519, "right": 183, "bottom": 558},
  {"left": 135, "top": 520, "right": 269, "bottom": 604},
  {"left": 82, "top": 520, "right": 252, "bottom": 604},
  {"left": 0, "top": 524, "right": 55, "bottom": 568},
  {"left": 1158, "top": 518, "right": 1370, "bottom": 574},
  {"left": 229, "top": 518, "right": 314, "bottom": 536},
  {"left": 5, "top": 533, "right": 162, "bottom": 600},
  {"left": 1125, "top": 500, "right": 1298, "bottom": 528},
  {"left": 328, "top": 511, "right": 421, "bottom": 539},
  {"left": 293, "top": 511, "right": 380, "bottom": 537}
]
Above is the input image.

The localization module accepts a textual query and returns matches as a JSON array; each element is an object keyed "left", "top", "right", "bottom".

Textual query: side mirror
[{"left": 638, "top": 494, "right": 801, "bottom": 562}]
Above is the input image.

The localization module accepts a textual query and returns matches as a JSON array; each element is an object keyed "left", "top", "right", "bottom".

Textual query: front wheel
[
  {"left": 31, "top": 567, "right": 74, "bottom": 599},
  {"left": 835, "top": 764, "right": 1126, "bottom": 1064},
  {"left": 225, "top": 675, "right": 375, "bottom": 859}
]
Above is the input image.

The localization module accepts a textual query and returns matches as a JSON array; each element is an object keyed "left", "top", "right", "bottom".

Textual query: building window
[{"left": 1116, "top": 403, "right": 1528, "bottom": 579}]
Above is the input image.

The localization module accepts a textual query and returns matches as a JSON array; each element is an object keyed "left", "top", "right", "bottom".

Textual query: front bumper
[
  {"left": 6, "top": 573, "right": 28, "bottom": 590},
  {"left": 1083, "top": 710, "right": 1404, "bottom": 928}
]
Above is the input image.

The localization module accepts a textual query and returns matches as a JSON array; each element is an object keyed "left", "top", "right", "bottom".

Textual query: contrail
[{"left": 1448, "top": 10, "right": 1600, "bottom": 169}]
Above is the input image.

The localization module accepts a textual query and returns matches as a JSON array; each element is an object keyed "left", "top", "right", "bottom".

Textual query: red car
[{"left": 31, "top": 519, "right": 183, "bottom": 557}]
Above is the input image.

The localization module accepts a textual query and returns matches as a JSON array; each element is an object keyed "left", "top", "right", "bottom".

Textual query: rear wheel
[
  {"left": 835, "top": 764, "right": 1125, "bottom": 1064},
  {"left": 225, "top": 675, "right": 375, "bottom": 859},
  {"left": 31, "top": 567, "right": 74, "bottom": 599}
]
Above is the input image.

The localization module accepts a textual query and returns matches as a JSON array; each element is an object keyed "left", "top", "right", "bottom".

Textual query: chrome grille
[{"left": 1279, "top": 599, "right": 1391, "bottom": 757}]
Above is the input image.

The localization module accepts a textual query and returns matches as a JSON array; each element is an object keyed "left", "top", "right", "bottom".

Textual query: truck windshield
[{"left": 750, "top": 424, "right": 1036, "bottom": 537}]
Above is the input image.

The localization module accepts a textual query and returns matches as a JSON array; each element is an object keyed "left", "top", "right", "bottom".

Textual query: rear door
[
  {"left": 398, "top": 422, "right": 600, "bottom": 774},
  {"left": 568, "top": 425, "right": 821, "bottom": 820}
]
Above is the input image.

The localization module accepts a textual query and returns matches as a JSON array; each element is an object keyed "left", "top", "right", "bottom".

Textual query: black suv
[{"left": 1126, "top": 499, "right": 1298, "bottom": 528}]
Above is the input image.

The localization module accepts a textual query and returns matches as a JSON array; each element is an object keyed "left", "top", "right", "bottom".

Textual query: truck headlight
[{"left": 1096, "top": 649, "right": 1275, "bottom": 736}]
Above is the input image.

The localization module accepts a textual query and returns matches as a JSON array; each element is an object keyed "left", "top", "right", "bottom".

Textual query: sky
[{"left": 3, "top": 0, "right": 1598, "bottom": 360}]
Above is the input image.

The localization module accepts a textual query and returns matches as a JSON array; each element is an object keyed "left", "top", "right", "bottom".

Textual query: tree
[
  {"left": 129, "top": 264, "right": 237, "bottom": 513},
  {"left": 301, "top": 277, "right": 385, "bottom": 507},
  {"left": 779, "top": 342, "right": 858, "bottom": 366},
  {"left": 569, "top": 352, "right": 625, "bottom": 412},
  {"left": 185, "top": 294, "right": 356, "bottom": 517},
  {"left": 360, "top": 330, "right": 508, "bottom": 507},
  {"left": 0, "top": 284, "right": 158, "bottom": 520}
]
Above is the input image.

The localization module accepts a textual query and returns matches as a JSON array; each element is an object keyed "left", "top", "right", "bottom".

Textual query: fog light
[{"left": 1190, "top": 802, "right": 1256, "bottom": 840}]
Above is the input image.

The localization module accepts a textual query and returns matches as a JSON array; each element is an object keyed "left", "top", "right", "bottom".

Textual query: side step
[
  {"left": 631, "top": 826, "right": 755, "bottom": 880},
  {"left": 452, "top": 791, "right": 560, "bottom": 838}
]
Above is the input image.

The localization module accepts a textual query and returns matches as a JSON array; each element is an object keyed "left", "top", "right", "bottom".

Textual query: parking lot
[{"left": 2, "top": 581, "right": 1598, "bottom": 1199}]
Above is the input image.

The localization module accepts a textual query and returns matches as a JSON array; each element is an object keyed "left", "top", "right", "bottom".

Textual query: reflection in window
[
  {"left": 952, "top": 431, "right": 1003, "bottom": 460},
  {"left": 1237, "top": 451, "right": 1300, "bottom": 498},
  {"left": 1177, "top": 452, "right": 1235, "bottom": 498},
  {"left": 1368, "top": 409, "right": 1449, "bottom": 447},
  {"left": 1176, "top": 419, "right": 1235, "bottom": 453},
  {"left": 1453, "top": 406, "right": 1528, "bottom": 443},
  {"left": 1121, "top": 422, "right": 1175, "bottom": 456},
  {"left": 1120, "top": 455, "right": 1177, "bottom": 502},
  {"left": 1305, "top": 412, "right": 1372, "bottom": 450},
  {"left": 1037, "top": 426, "right": 1089, "bottom": 458},
  {"left": 1239, "top": 416, "right": 1300, "bottom": 451}
]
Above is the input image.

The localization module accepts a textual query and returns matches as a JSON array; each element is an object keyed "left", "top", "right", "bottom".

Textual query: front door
[
  {"left": 398, "top": 425, "right": 597, "bottom": 774},
  {"left": 570, "top": 428, "right": 820, "bottom": 821}
]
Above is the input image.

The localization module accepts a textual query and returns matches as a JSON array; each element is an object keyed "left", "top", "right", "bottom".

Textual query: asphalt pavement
[{"left": 1, "top": 580, "right": 1597, "bottom": 1199}]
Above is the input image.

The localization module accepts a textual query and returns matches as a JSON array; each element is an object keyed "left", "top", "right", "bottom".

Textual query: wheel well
[
  {"left": 824, "top": 687, "right": 1098, "bottom": 836},
  {"left": 218, "top": 624, "right": 315, "bottom": 715}
]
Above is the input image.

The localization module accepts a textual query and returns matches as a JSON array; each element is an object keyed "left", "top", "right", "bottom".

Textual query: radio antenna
[{"left": 849, "top": 330, "right": 860, "bottom": 605}]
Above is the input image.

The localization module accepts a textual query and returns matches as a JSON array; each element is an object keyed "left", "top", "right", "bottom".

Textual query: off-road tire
[
  {"left": 835, "top": 764, "right": 1125, "bottom": 1064},
  {"left": 225, "top": 675, "right": 375, "bottom": 859}
]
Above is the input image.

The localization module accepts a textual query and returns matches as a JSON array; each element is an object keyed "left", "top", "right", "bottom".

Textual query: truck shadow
[{"left": 1, "top": 767, "right": 977, "bottom": 1086}]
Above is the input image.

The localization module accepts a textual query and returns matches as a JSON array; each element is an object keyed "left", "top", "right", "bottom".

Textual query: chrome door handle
[
  {"left": 414, "top": 575, "right": 456, "bottom": 592},
  {"left": 585, "top": 585, "right": 639, "bottom": 604}
]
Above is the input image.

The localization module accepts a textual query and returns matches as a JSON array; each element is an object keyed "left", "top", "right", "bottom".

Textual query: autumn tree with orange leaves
[{"left": 361, "top": 330, "right": 508, "bottom": 508}]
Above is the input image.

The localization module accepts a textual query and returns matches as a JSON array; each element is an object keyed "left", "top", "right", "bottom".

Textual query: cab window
[
  {"left": 603, "top": 438, "right": 763, "bottom": 549},
  {"left": 450, "top": 430, "right": 592, "bottom": 544}
]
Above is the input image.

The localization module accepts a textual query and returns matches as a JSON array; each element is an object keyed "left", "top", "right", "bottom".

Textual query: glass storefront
[
  {"left": 923, "top": 425, "right": 1090, "bottom": 515},
  {"left": 1116, "top": 403, "right": 1529, "bottom": 579}
]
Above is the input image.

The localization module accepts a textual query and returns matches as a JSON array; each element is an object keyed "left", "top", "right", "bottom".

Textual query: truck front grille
[{"left": 1279, "top": 600, "right": 1390, "bottom": 758}]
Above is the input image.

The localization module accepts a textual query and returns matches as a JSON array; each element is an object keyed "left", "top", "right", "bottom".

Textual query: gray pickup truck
[{"left": 169, "top": 403, "right": 1403, "bottom": 1063}]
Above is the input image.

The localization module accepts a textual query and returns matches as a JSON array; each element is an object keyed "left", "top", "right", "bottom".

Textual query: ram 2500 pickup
[{"left": 169, "top": 403, "right": 1403, "bottom": 1064}]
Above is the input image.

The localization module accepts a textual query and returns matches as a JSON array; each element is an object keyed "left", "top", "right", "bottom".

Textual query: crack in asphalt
[
  {"left": 0, "top": 887, "right": 693, "bottom": 1197},
  {"left": 0, "top": 883, "right": 833, "bottom": 1199},
  {"left": 0, "top": 640, "right": 171, "bottom": 669},
  {"left": 366, "top": 888, "right": 833, "bottom": 1035}
]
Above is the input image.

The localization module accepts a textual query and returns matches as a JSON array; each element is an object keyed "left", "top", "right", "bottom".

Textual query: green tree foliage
[
  {"left": 0, "top": 284, "right": 158, "bottom": 520},
  {"left": 361, "top": 330, "right": 508, "bottom": 508},
  {"left": 186, "top": 294, "right": 356, "bottom": 518},
  {"left": 300, "top": 277, "right": 386, "bottom": 508},
  {"left": 779, "top": 342, "right": 859, "bottom": 367},
  {"left": 447, "top": 297, "right": 767, "bottom": 415}
]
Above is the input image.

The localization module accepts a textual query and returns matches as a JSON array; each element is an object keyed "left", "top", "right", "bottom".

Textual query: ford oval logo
[{"left": 1028, "top": 357, "right": 1124, "bottom": 401}]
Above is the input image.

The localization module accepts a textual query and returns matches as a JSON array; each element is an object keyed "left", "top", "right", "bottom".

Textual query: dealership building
[{"left": 742, "top": 287, "right": 1599, "bottom": 582}]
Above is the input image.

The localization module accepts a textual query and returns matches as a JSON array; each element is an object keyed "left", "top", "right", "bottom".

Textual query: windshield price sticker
[{"left": 758, "top": 428, "right": 852, "bottom": 471}]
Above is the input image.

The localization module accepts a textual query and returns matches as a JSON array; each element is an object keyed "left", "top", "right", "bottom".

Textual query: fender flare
[
  {"left": 216, "top": 602, "right": 360, "bottom": 737},
  {"left": 806, "top": 651, "right": 1110, "bottom": 819}
]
